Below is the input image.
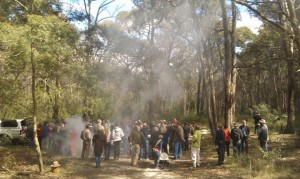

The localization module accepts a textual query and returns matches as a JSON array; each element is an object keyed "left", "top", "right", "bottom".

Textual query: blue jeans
[
  {"left": 174, "top": 141, "right": 182, "bottom": 159},
  {"left": 95, "top": 155, "right": 101, "bottom": 167},
  {"left": 105, "top": 142, "right": 111, "bottom": 160},
  {"left": 139, "top": 140, "right": 149, "bottom": 159}
]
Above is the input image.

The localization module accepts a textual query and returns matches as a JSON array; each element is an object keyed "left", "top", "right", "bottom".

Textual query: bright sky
[{"left": 62, "top": 0, "right": 262, "bottom": 33}]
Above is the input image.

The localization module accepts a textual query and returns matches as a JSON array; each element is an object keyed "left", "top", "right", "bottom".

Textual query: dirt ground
[{"left": 1, "top": 134, "right": 300, "bottom": 179}]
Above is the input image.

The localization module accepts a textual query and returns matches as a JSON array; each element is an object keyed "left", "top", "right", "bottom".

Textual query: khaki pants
[
  {"left": 81, "top": 141, "right": 90, "bottom": 159},
  {"left": 131, "top": 144, "right": 140, "bottom": 166}
]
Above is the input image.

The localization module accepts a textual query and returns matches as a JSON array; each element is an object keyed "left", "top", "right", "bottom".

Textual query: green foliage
[{"left": 249, "top": 103, "right": 287, "bottom": 133}]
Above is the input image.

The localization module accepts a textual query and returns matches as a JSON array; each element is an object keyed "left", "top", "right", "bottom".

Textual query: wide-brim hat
[
  {"left": 233, "top": 122, "right": 238, "bottom": 127},
  {"left": 51, "top": 161, "right": 61, "bottom": 167},
  {"left": 259, "top": 119, "right": 266, "bottom": 124}
]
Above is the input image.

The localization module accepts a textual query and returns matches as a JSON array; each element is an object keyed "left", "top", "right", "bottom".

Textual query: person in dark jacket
[
  {"left": 230, "top": 123, "right": 243, "bottom": 157},
  {"left": 215, "top": 124, "right": 225, "bottom": 166},
  {"left": 253, "top": 113, "right": 262, "bottom": 133},
  {"left": 239, "top": 120, "right": 250, "bottom": 154},
  {"left": 128, "top": 125, "right": 145, "bottom": 167},
  {"left": 257, "top": 119, "right": 269, "bottom": 152},
  {"left": 92, "top": 130, "right": 106, "bottom": 168}
]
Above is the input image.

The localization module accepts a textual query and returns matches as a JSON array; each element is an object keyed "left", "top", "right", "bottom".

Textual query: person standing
[
  {"left": 140, "top": 123, "right": 150, "bottom": 160},
  {"left": 223, "top": 124, "right": 230, "bottom": 157},
  {"left": 112, "top": 122, "right": 124, "bottom": 160},
  {"left": 81, "top": 124, "right": 92, "bottom": 159},
  {"left": 92, "top": 130, "right": 106, "bottom": 168},
  {"left": 257, "top": 119, "right": 269, "bottom": 152},
  {"left": 230, "top": 123, "right": 243, "bottom": 157},
  {"left": 93, "top": 119, "right": 104, "bottom": 134},
  {"left": 173, "top": 120, "right": 185, "bottom": 160},
  {"left": 42, "top": 122, "right": 50, "bottom": 151},
  {"left": 183, "top": 122, "right": 191, "bottom": 151},
  {"left": 128, "top": 125, "right": 145, "bottom": 167},
  {"left": 239, "top": 120, "right": 250, "bottom": 154},
  {"left": 215, "top": 124, "right": 225, "bottom": 166},
  {"left": 104, "top": 124, "right": 112, "bottom": 160},
  {"left": 253, "top": 113, "right": 262, "bottom": 133},
  {"left": 191, "top": 124, "right": 201, "bottom": 168}
]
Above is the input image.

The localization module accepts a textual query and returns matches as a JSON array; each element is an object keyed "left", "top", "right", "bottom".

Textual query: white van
[{"left": 0, "top": 119, "right": 27, "bottom": 145}]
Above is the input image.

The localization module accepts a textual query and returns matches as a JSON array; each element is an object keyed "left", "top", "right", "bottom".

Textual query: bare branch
[{"left": 231, "top": 0, "right": 285, "bottom": 31}]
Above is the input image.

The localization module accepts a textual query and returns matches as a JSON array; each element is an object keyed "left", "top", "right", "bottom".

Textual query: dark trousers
[
  {"left": 241, "top": 137, "right": 248, "bottom": 154},
  {"left": 224, "top": 141, "right": 230, "bottom": 156},
  {"left": 260, "top": 140, "right": 268, "bottom": 152},
  {"left": 184, "top": 136, "right": 189, "bottom": 150},
  {"left": 217, "top": 146, "right": 225, "bottom": 165},
  {"left": 105, "top": 142, "right": 111, "bottom": 160},
  {"left": 114, "top": 140, "right": 121, "bottom": 159}
]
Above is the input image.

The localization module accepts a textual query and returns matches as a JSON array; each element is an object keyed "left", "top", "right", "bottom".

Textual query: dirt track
[{"left": 1, "top": 134, "right": 300, "bottom": 179}]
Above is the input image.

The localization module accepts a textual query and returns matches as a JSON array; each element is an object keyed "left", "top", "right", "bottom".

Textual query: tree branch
[{"left": 231, "top": 0, "right": 285, "bottom": 31}]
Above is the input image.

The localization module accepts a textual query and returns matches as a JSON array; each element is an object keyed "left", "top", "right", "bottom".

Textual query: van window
[{"left": 1, "top": 120, "right": 18, "bottom": 127}]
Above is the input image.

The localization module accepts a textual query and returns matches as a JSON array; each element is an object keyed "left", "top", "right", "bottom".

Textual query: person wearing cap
[
  {"left": 230, "top": 122, "right": 243, "bottom": 157},
  {"left": 257, "top": 119, "right": 269, "bottom": 152},
  {"left": 81, "top": 124, "right": 92, "bottom": 159}
]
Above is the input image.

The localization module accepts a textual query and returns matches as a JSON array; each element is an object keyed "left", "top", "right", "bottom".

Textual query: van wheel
[{"left": 0, "top": 134, "right": 12, "bottom": 146}]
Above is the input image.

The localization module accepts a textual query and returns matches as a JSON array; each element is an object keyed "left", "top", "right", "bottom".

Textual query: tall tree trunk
[
  {"left": 196, "top": 69, "right": 202, "bottom": 115},
  {"left": 230, "top": 1, "right": 237, "bottom": 124},
  {"left": 30, "top": 38, "right": 43, "bottom": 173},
  {"left": 280, "top": 0, "right": 296, "bottom": 133},
  {"left": 220, "top": 0, "right": 233, "bottom": 127}
]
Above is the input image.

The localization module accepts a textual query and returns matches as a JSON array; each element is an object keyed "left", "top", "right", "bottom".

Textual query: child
[{"left": 153, "top": 135, "right": 163, "bottom": 168}]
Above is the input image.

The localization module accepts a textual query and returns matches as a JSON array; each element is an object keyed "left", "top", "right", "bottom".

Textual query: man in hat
[
  {"left": 257, "top": 119, "right": 269, "bottom": 152},
  {"left": 230, "top": 122, "right": 243, "bottom": 157},
  {"left": 81, "top": 124, "right": 92, "bottom": 159}
]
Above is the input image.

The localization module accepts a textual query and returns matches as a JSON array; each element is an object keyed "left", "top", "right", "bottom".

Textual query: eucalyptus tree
[
  {"left": 232, "top": 0, "right": 300, "bottom": 133},
  {"left": 0, "top": 0, "right": 79, "bottom": 172}
]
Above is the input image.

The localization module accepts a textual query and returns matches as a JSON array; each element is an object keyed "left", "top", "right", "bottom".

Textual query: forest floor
[{"left": 0, "top": 134, "right": 300, "bottom": 179}]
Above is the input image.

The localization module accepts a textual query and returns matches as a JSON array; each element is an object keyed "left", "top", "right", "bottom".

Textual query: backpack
[
  {"left": 80, "top": 130, "right": 85, "bottom": 140},
  {"left": 232, "top": 129, "right": 239, "bottom": 141}
]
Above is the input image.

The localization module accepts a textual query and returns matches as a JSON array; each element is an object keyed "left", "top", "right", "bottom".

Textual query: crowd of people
[
  {"left": 215, "top": 113, "right": 269, "bottom": 166},
  {"left": 24, "top": 113, "right": 269, "bottom": 169}
]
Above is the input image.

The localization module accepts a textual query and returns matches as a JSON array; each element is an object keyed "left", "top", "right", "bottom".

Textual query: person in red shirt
[
  {"left": 37, "top": 123, "right": 43, "bottom": 147},
  {"left": 223, "top": 124, "right": 230, "bottom": 157}
]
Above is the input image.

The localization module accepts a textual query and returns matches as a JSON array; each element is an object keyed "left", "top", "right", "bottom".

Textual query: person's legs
[
  {"left": 245, "top": 138, "right": 249, "bottom": 154},
  {"left": 81, "top": 142, "right": 86, "bottom": 159},
  {"left": 116, "top": 141, "right": 121, "bottom": 159},
  {"left": 95, "top": 155, "right": 100, "bottom": 167},
  {"left": 133, "top": 144, "right": 140, "bottom": 166},
  {"left": 225, "top": 141, "right": 230, "bottom": 156},
  {"left": 196, "top": 147, "right": 200, "bottom": 166},
  {"left": 145, "top": 140, "right": 149, "bottom": 159},
  {"left": 191, "top": 147, "right": 196, "bottom": 167},
  {"left": 174, "top": 141, "right": 179, "bottom": 159}
]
